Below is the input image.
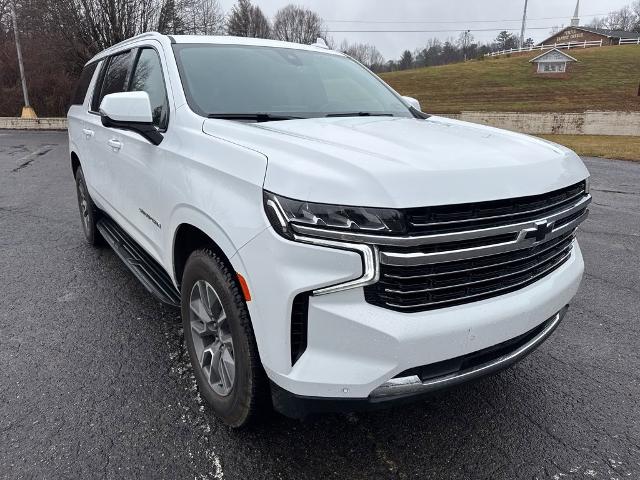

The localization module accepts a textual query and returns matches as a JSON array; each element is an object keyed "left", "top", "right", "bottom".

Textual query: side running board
[{"left": 97, "top": 217, "right": 181, "bottom": 307}]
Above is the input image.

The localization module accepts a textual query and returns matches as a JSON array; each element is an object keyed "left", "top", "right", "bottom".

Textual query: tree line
[
  {"left": 1, "top": 0, "right": 639, "bottom": 116},
  {"left": 586, "top": 1, "right": 640, "bottom": 32},
  {"left": 0, "top": 0, "right": 334, "bottom": 115}
]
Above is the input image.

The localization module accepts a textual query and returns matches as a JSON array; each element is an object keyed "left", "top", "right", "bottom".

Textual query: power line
[
  {"left": 324, "top": 12, "right": 610, "bottom": 24},
  {"left": 327, "top": 26, "right": 558, "bottom": 33}
]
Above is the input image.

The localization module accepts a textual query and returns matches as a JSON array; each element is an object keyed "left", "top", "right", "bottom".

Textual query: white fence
[
  {"left": 487, "top": 37, "right": 640, "bottom": 57},
  {"left": 486, "top": 40, "right": 604, "bottom": 57}
]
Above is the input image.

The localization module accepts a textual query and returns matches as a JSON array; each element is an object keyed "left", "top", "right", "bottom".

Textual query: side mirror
[
  {"left": 99, "top": 92, "right": 163, "bottom": 145},
  {"left": 402, "top": 96, "right": 421, "bottom": 111}
]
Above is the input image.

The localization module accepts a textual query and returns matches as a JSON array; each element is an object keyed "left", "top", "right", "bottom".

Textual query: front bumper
[
  {"left": 235, "top": 227, "right": 584, "bottom": 403},
  {"left": 271, "top": 305, "right": 568, "bottom": 418}
]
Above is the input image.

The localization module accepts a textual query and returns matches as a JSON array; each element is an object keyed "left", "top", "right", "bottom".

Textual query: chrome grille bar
[
  {"left": 380, "top": 209, "right": 587, "bottom": 266},
  {"left": 383, "top": 233, "right": 573, "bottom": 280}
]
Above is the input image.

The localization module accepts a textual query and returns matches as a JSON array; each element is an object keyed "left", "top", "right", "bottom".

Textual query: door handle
[
  {"left": 108, "top": 139, "right": 123, "bottom": 151},
  {"left": 82, "top": 128, "right": 94, "bottom": 139}
]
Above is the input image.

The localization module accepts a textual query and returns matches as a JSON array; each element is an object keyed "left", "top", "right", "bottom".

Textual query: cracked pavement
[{"left": 0, "top": 130, "right": 639, "bottom": 479}]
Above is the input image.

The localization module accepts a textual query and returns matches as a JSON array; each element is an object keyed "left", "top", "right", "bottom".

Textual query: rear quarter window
[{"left": 71, "top": 62, "right": 98, "bottom": 106}]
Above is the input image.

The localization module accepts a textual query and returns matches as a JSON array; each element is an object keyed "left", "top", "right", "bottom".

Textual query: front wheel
[{"left": 181, "top": 249, "right": 268, "bottom": 428}]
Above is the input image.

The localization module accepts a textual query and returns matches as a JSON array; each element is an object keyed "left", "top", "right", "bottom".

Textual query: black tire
[
  {"left": 181, "top": 249, "right": 268, "bottom": 428},
  {"left": 75, "top": 167, "right": 102, "bottom": 246}
]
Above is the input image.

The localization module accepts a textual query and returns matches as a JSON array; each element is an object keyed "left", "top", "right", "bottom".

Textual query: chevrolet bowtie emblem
[{"left": 526, "top": 220, "right": 555, "bottom": 242}]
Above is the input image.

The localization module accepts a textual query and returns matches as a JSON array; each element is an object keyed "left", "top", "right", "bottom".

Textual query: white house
[{"left": 529, "top": 48, "right": 578, "bottom": 74}]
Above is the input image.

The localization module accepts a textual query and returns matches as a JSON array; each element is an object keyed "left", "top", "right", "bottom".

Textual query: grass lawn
[
  {"left": 381, "top": 45, "right": 640, "bottom": 114},
  {"left": 537, "top": 135, "right": 640, "bottom": 161}
]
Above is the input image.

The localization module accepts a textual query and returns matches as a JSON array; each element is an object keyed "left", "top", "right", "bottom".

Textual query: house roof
[
  {"left": 538, "top": 26, "right": 640, "bottom": 46},
  {"left": 529, "top": 48, "right": 578, "bottom": 63},
  {"left": 575, "top": 26, "right": 640, "bottom": 39}
]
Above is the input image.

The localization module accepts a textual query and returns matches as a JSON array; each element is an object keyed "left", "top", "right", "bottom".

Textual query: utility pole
[
  {"left": 9, "top": 0, "right": 37, "bottom": 119},
  {"left": 519, "top": 0, "right": 529, "bottom": 50}
]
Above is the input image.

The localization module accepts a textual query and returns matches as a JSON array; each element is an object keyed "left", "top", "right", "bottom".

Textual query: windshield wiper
[
  {"left": 207, "top": 113, "right": 302, "bottom": 122},
  {"left": 325, "top": 112, "right": 395, "bottom": 118},
  {"left": 409, "top": 106, "right": 430, "bottom": 119}
]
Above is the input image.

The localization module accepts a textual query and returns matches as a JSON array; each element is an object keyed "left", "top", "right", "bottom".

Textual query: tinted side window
[
  {"left": 71, "top": 62, "right": 98, "bottom": 106},
  {"left": 95, "top": 50, "right": 134, "bottom": 110},
  {"left": 130, "top": 49, "right": 169, "bottom": 129}
]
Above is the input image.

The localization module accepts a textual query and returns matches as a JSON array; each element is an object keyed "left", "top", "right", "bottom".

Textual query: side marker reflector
[{"left": 237, "top": 273, "right": 252, "bottom": 301}]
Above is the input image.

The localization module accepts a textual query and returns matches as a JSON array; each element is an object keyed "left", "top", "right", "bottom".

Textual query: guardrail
[{"left": 486, "top": 40, "right": 604, "bottom": 57}]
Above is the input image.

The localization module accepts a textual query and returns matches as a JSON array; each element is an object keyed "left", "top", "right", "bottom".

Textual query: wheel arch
[
  {"left": 172, "top": 222, "right": 236, "bottom": 290},
  {"left": 71, "top": 151, "right": 81, "bottom": 177}
]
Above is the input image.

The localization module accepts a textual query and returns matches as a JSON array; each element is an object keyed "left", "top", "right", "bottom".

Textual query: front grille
[
  {"left": 364, "top": 181, "right": 590, "bottom": 313},
  {"left": 365, "top": 231, "right": 574, "bottom": 312},
  {"left": 405, "top": 181, "right": 586, "bottom": 234}
]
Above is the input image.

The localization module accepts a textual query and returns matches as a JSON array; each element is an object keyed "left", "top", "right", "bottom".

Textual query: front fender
[{"left": 166, "top": 204, "right": 241, "bottom": 284}]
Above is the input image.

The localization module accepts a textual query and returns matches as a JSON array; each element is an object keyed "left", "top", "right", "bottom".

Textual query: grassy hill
[{"left": 381, "top": 45, "right": 640, "bottom": 114}]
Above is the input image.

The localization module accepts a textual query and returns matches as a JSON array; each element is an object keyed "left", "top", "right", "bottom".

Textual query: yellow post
[{"left": 21, "top": 106, "right": 37, "bottom": 119}]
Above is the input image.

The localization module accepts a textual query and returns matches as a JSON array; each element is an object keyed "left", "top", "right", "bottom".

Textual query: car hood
[{"left": 202, "top": 115, "right": 589, "bottom": 208}]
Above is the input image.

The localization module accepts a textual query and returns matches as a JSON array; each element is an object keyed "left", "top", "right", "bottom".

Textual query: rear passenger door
[
  {"left": 85, "top": 50, "right": 135, "bottom": 210},
  {"left": 68, "top": 61, "right": 99, "bottom": 188}
]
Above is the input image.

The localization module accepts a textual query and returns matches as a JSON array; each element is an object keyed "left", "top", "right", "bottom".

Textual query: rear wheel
[
  {"left": 75, "top": 167, "right": 102, "bottom": 246},
  {"left": 181, "top": 249, "right": 268, "bottom": 427}
]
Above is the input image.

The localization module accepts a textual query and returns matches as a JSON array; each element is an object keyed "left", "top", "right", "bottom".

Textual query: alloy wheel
[
  {"left": 189, "top": 280, "right": 236, "bottom": 396},
  {"left": 77, "top": 178, "right": 90, "bottom": 232}
]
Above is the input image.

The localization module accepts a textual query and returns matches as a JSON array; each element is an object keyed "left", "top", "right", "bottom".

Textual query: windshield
[{"left": 172, "top": 44, "right": 413, "bottom": 119}]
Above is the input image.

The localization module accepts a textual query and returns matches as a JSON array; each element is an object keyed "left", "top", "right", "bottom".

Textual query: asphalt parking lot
[{"left": 1, "top": 130, "right": 639, "bottom": 479}]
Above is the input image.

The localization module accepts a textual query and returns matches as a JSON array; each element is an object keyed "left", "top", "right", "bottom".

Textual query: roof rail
[{"left": 105, "top": 31, "right": 165, "bottom": 52}]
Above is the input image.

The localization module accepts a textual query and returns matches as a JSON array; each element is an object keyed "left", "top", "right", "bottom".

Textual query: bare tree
[
  {"left": 457, "top": 30, "right": 474, "bottom": 60},
  {"left": 0, "top": 0, "right": 8, "bottom": 22},
  {"left": 587, "top": 17, "right": 606, "bottom": 29},
  {"left": 272, "top": 5, "right": 325, "bottom": 45},
  {"left": 46, "top": 0, "right": 165, "bottom": 53},
  {"left": 158, "top": 0, "right": 187, "bottom": 34},
  {"left": 604, "top": 5, "right": 636, "bottom": 30},
  {"left": 338, "top": 40, "right": 384, "bottom": 71},
  {"left": 1, "top": 0, "right": 233, "bottom": 116},
  {"left": 226, "top": 0, "right": 270, "bottom": 38},
  {"left": 183, "top": 0, "right": 224, "bottom": 35}
]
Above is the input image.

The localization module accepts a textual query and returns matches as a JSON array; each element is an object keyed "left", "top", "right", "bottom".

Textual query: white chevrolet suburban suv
[{"left": 68, "top": 32, "right": 590, "bottom": 427}]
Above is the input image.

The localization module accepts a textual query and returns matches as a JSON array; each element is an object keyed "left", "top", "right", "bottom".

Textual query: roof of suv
[{"left": 88, "top": 32, "right": 342, "bottom": 64}]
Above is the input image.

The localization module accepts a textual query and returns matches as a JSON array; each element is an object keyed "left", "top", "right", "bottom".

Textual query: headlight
[{"left": 264, "top": 191, "right": 406, "bottom": 239}]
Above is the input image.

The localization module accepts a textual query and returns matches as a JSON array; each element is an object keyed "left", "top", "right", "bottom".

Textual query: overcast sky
[{"left": 218, "top": 0, "right": 631, "bottom": 59}]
